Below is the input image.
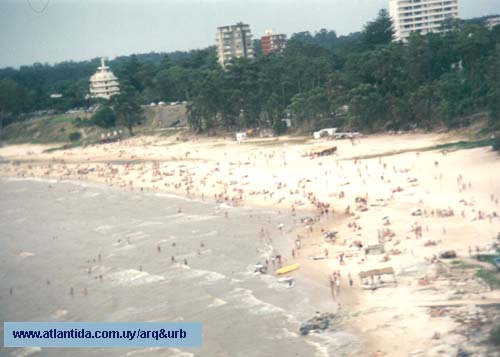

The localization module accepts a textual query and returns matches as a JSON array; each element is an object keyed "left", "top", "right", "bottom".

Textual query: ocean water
[{"left": 0, "top": 178, "right": 353, "bottom": 356}]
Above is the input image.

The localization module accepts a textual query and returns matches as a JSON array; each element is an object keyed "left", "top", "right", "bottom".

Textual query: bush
[
  {"left": 73, "top": 116, "right": 91, "bottom": 128},
  {"left": 92, "top": 105, "right": 117, "bottom": 128},
  {"left": 493, "top": 137, "right": 500, "bottom": 152},
  {"left": 68, "top": 132, "right": 82, "bottom": 142},
  {"left": 476, "top": 268, "right": 500, "bottom": 289},
  {"left": 491, "top": 324, "right": 500, "bottom": 345},
  {"left": 74, "top": 117, "right": 83, "bottom": 127},
  {"left": 273, "top": 119, "right": 288, "bottom": 136}
]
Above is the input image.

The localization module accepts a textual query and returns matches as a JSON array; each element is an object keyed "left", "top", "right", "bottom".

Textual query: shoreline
[
  {"left": 0, "top": 175, "right": 366, "bottom": 356},
  {"left": 0, "top": 173, "right": 372, "bottom": 355},
  {"left": 0, "top": 178, "right": 335, "bottom": 356},
  {"left": 1, "top": 132, "right": 500, "bottom": 356}
]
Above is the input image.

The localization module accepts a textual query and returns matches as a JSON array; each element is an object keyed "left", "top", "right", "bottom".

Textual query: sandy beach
[{"left": 1, "top": 131, "right": 500, "bottom": 356}]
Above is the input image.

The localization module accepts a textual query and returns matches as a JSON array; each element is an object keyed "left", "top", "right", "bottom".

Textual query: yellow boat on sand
[{"left": 275, "top": 263, "right": 300, "bottom": 275}]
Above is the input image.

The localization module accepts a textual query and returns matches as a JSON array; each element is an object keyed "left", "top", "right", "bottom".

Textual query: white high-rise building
[
  {"left": 389, "top": 0, "right": 459, "bottom": 42},
  {"left": 216, "top": 22, "right": 254, "bottom": 68},
  {"left": 89, "top": 58, "right": 120, "bottom": 100},
  {"left": 486, "top": 16, "right": 500, "bottom": 29}
]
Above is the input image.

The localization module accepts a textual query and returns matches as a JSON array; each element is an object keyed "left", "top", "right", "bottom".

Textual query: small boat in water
[{"left": 276, "top": 263, "right": 300, "bottom": 275}]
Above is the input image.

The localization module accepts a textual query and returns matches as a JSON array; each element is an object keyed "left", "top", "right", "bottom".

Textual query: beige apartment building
[
  {"left": 389, "top": 0, "right": 459, "bottom": 42},
  {"left": 216, "top": 23, "right": 254, "bottom": 68}
]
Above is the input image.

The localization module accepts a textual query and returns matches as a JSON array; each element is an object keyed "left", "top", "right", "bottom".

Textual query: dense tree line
[
  {"left": 187, "top": 11, "right": 500, "bottom": 133},
  {"left": 1, "top": 10, "right": 500, "bottom": 137}
]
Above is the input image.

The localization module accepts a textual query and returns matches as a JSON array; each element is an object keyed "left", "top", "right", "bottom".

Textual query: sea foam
[{"left": 107, "top": 269, "right": 165, "bottom": 286}]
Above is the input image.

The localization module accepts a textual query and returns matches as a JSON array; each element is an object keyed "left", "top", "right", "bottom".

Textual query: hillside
[
  {"left": 1, "top": 13, "right": 499, "bottom": 139},
  {"left": 150, "top": 104, "right": 189, "bottom": 129},
  {"left": 0, "top": 104, "right": 188, "bottom": 146}
]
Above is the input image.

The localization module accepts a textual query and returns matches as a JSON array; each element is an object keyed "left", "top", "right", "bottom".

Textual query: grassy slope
[
  {"left": 343, "top": 138, "right": 497, "bottom": 161},
  {"left": 1, "top": 114, "right": 84, "bottom": 144},
  {"left": 0, "top": 105, "right": 188, "bottom": 146}
]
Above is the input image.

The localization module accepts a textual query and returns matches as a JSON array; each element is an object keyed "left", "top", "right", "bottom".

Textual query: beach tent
[
  {"left": 365, "top": 243, "right": 385, "bottom": 255},
  {"left": 359, "top": 267, "right": 397, "bottom": 286}
]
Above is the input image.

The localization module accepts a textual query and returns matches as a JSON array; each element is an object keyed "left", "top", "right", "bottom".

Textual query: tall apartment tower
[
  {"left": 261, "top": 29, "right": 287, "bottom": 56},
  {"left": 389, "top": 0, "right": 459, "bottom": 42},
  {"left": 216, "top": 22, "right": 254, "bottom": 68}
]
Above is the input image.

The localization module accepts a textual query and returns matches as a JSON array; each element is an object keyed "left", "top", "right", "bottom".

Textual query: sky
[{"left": 0, "top": 0, "right": 499, "bottom": 68}]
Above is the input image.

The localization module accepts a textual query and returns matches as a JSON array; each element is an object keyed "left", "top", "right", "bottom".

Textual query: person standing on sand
[{"left": 330, "top": 275, "right": 336, "bottom": 298}]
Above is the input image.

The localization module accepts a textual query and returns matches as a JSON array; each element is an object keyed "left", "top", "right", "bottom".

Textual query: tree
[
  {"left": 253, "top": 39, "right": 262, "bottom": 57},
  {"left": 112, "top": 92, "right": 144, "bottom": 135},
  {"left": 0, "top": 79, "right": 26, "bottom": 143},
  {"left": 115, "top": 55, "right": 145, "bottom": 93},
  {"left": 347, "top": 84, "right": 386, "bottom": 131},
  {"left": 92, "top": 105, "right": 117, "bottom": 128},
  {"left": 484, "top": 46, "right": 500, "bottom": 128},
  {"left": 69, "top": 132, "right": 82, "bottom": 141},
  {"left": 408, "top": 85, "right": 436, "bottom": 129},
  {"left": 435, "top": 73, "right": 472, "bottom": 127},
  {"left": 273, "top": 118, "right": 287, "bottom": 135},
  {"left": 362, "top": 9, "right": 394, "bottom": 48},
  {"left": 186, "top": 70, "right": 222, "bottom": 132},
  {"left": 2, "top": 10, "right": 500, "bottom": 137},
  {"left": 493, "top": 137, "right": 500, "bottom": 152},
  {"left": 314, "top": 29, "right": 338, "bottom": 50}
]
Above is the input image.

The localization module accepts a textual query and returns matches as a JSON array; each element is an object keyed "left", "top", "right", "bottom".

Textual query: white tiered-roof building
[{"left": 89, "top": 58, "right": 120, "bottom": 100}]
